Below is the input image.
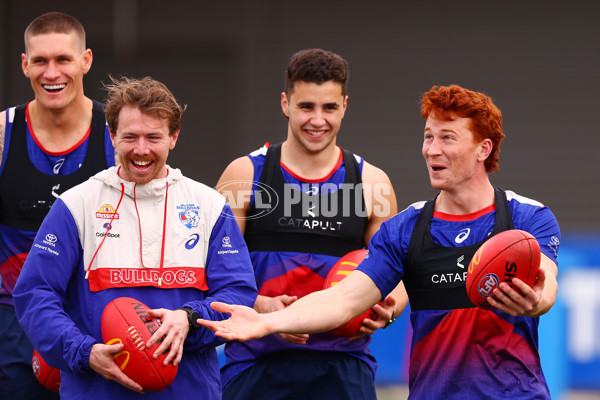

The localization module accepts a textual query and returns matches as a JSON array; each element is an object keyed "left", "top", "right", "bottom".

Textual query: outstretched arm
[
  {"left": 359, "top": 161, "right": 407, "bottom": 333},
  {"left": 197, "top": 270, "right": 382, "bottom": 341},
  {"left": 216, "top": 154, "right": 309, "bottom": 343}
]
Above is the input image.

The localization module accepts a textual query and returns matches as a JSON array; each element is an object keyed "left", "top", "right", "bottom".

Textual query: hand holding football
[
  {"left": 101, "top": 297, "right": 178, "bottom": 391},
  {"left": 466, "top": 229, "right": 541, "bottom": 309}
]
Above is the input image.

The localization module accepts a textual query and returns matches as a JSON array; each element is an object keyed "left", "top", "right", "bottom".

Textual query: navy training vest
[
  {"left": 0, "top": 101, "right": 110, "bottom": 232},
  {"left": 244, "top": 143, "right": 367, "bottom": 257},
  {"left": 404, "top": 188, "right": 514, "bottom": 311}
]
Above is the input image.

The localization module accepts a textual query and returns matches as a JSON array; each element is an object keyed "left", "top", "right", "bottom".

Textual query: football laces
[{"left": 127, "top": 326, "right": 146, "bottom": 350}]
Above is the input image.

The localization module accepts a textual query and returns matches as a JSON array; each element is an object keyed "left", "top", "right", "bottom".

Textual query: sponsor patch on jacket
[
  {"left": 87, "top": 267, "right": 208, "bottom": 291},
  {"left": 177, "top": 204, "right": 200, "bottom": 229},
  {"left": 217, "top": 236, "right": 239, "bottom": 255},
  {"left": 96, "top": 204, "right": 120, "bottom": 220}
]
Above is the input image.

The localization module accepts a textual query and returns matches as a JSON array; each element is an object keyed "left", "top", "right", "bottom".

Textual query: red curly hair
[{"left": 421, "top": 84, "right": 505, "bottom": 172}]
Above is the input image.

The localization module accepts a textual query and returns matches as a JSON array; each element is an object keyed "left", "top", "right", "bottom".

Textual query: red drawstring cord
[
  {"left": 85, "top": 177, "right": 169, "bottom": 285},
  {"left": 160, "top": 182, "right": 169, "bottom": 275},
  {"left": 85, "top": 183, "right": 125, "bottom": 279},
  {"left": 132, "top": 182, "right": 169, "bottom": 285},
  {"left": 133, "top": 183, "right": 145, "bottom": 268}
]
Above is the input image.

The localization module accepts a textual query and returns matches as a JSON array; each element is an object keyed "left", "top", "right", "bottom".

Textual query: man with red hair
[{"left": 199, "top": 84, "right": 561, "bottom": 399}]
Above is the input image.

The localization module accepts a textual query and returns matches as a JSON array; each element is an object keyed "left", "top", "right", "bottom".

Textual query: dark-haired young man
[{"left": 216, "top": 48, "right": 407, "bottom": 400}]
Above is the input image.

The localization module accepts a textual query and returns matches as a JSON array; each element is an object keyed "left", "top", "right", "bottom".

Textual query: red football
[
  {"left": 323, "top": 249, "right": 380, "bottom": 337},
  {"left": 32, "top": 348, "right": 60, "bottom": 392},
  {"left": 466, "top": 229, "right": 541, "bottom": 309},
  {"left": 101, "top": 297, "right": 177, "bottom": 391}
]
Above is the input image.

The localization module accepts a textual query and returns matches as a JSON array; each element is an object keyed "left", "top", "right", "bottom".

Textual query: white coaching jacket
[
  {"left": 13, "top": 165, "right": 257, "bottom": 399},
  {"left": 69, "top": 165, "right": 226, "bottom": 291}
]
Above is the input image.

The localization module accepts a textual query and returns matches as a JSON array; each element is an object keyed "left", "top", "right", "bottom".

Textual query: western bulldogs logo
[
  {"left": 477, "top": 273, "right": 499, "bottom": 297},
  {"left": 179, "top": 209, "right": 199, "bottom": 229},
  {"left": 177, "top": 204, "right": 200, "bottom": 229}
]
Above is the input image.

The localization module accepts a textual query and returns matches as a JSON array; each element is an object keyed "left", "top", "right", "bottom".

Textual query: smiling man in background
[{"left": 0, "top": 12, "right": 115, "bottom": 399}]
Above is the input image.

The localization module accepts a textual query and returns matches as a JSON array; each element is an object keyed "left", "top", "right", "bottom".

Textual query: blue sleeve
[
  {"left": 182, "top": 202, "right": 257, "bottom": 349},
  {"left": 357, "top": 217, "right": 406, "bottom": 299},
  {"left": 514, "top": 206, "right": 561, "bottom": 265},
  {"left": 104, "top": 126, "right": 116, "bottom": 167},
  {"left": 13, "top": 199, "right": 97, "bottom": 374}
]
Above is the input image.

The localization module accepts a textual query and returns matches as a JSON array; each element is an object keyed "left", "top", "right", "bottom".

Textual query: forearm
[
  {"left": 533, "top": 257, "right": 559, "bottom": 317},
  {"left": 389, "top": 282, "right": 409, "bottom": 317},
  {"left": 533, "top": 275, "right": 558, "bottom": 317},
  {"left": 265, "top": 271, "right": 381, "bottom": 335},
  {"left": 264, "top": 289, "right": 349, "bottom": 334},
  {"left": 254, "top": 295, "right": 271, "bottom": 312}
]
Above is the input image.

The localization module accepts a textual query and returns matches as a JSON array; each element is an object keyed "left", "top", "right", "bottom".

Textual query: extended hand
[
  {"left": 89, "top": 343, "right": 144, "bottom": 394},
  {"left": 196, "top": 302, "right": 271, "bottom": 341}
]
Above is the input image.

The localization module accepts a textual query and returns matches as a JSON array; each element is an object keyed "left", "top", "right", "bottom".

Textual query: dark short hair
[
  {"left": 104, "top": 76, "right": 186, "bottom": 136},
  {"left": 284, "top": 48, "right": 350, "bottom": 97},
  {"left": 24, "top": 12, "right": 86, "bottom": 53},
  {"left": 421, "top": 84, "right": 505, "bottom": 172}
]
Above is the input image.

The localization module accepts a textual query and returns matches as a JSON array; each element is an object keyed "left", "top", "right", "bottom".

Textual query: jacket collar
[{"left": 92, "top": 165, "right": 182, "bottom": 199}]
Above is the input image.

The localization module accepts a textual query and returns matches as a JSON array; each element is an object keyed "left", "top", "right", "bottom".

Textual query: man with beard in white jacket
[{"left": 14, "top": 76, "right": 257, "bottom": 399}]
